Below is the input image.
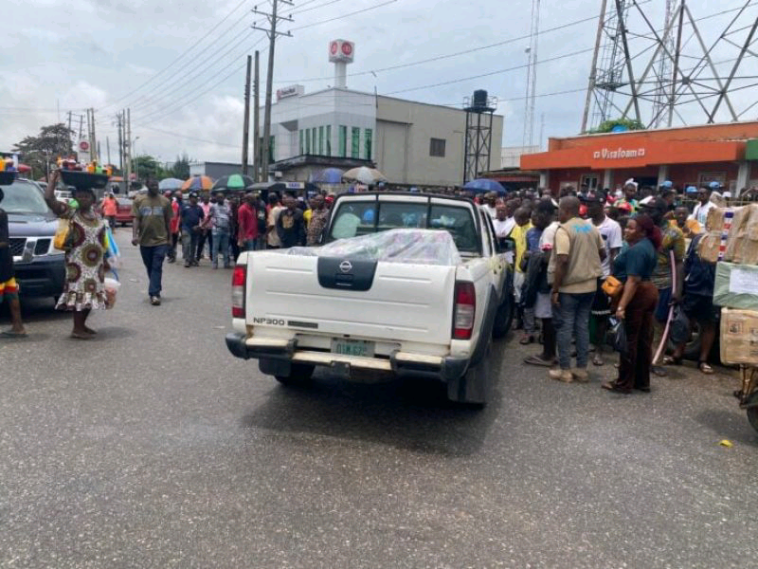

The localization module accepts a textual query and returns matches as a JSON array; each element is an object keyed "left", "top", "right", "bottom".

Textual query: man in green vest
[{"left": 548, "top": 196, "right": 606, "bottom": 383}]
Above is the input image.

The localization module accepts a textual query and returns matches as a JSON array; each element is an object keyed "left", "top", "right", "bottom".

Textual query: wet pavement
[{"left": 1, "top": 234, "right": 757, "bottom": 568}]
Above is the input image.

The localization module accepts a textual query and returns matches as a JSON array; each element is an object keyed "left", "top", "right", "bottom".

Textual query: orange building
[{"left": 520, "top": 121, "right": 758, "bottom": 195}]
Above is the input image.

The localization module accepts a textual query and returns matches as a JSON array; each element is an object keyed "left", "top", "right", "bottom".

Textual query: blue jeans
[
  {"left": 242, "top": 239, "right": 257, "bottom": 252},
  {"left": 212, "top": 230, "right": 231, "bottom": 266},
  {"left": 139, "top": 244, "right": 169, "bottom": 297},
  {"left": 553, "top": 291, "right": 595, "bottom": 370}
]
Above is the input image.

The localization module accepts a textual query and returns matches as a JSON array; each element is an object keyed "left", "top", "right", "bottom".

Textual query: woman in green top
[{"left": 602, "top": 215, "right": 660, "bottom": 394}]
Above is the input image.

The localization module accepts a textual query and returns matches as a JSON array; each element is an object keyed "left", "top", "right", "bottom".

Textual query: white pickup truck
[{"left": 225, "top": 192, "right": 514, "bottom": 405}]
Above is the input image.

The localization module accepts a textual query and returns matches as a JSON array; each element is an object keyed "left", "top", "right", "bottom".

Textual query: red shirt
[
  {"left": 102, "top": 197, "right": 118, "bottom": 216},
  {"left": 238, "top": 202, "right": 258, "bottom": 241},
  {"left": 169, "top": 201, "right": 180, "bottom": 234}
]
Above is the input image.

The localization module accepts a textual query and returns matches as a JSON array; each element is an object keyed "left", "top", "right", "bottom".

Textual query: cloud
[{"left": 1, "top": 0, "right": 754, "bottom": 163}]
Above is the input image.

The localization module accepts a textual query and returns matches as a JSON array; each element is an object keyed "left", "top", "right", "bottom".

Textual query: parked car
[
  {"left": 3, "top": 178, "right": 65, "bottom": 299},
  {"left": 225, "top": 192, "right": 515, "bottom": 406}
]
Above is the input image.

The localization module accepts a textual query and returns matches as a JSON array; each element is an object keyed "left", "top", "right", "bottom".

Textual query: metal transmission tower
[
  {"left": 522, "top": 0, "right": 541, "bottom": 149},
  {"left": 582, "top": 0, "right": 758, "bottom": 132},
  {"left": 463, "top": 90, "right": 497, "bottom": 184},
  {"left": 650, "top": 0, "right": 677, "bottom": 128}
]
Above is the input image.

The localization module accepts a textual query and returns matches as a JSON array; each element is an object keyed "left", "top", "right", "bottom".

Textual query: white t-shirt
[
  {"left": 593, "top": 216, "right": 623, "bottom": 278},
  {"left": 540, "top": 221, "right": 560, "bottom": 285},
  {"left": 484, "top": 204, "right": 498, "bottom": 219},
  {"left": 492, "top": 217, "right": 515, "bottom": 238},
  {"left": 690, "top": 201, "right": 715, "bottom": 227}
]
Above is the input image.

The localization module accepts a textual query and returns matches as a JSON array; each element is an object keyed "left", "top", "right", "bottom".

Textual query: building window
[
  {"left": 318, "top": 126, "right": 324, "bottom": 155},
  {"left": 364, "top": 128, "right": 373, "bottom": 160},
  {"left": 299, "top": 130, "right": 304, "bottom": 155},
  {"left": 311, "top": 129, "right": 317, "bottom": 156},
  {"left": 339, "top": 126, "right": 347, "bottom": 157},
  {"left": 351, "top": 127, "right": 360, "bottom": 159},
  {"left": 305, "top": 129, "right": 311, "bottom": 154},
  {"left": 430, "top": 138, "right": 446, "bottom": 157},
  {"left": 326, "top": 125, "right": 332, "bottom": 156}
]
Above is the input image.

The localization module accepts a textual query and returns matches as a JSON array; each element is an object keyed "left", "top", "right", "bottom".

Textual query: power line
[
  {"left": 385, "top": 47, "right": 595, "bottom": 96},
  {"left": 290, "top": 0, "right": 398, "bottom": 31},
  {"left": 278, "top": 12, "right": 598, "bottom": 84},
  {"left": 98, "top": 0, "right": 250, "bottom": 112}
]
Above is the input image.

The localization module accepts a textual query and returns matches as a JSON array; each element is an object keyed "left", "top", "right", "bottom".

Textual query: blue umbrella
[
  {"left": 463, "top": 178, "right": 506, "bottom": 194},
  {"left": 159, "top": 178, "right": 184, "bottom": 191},
  {"left": 309, "top": 167, "right": 344, "bottom": 184}
]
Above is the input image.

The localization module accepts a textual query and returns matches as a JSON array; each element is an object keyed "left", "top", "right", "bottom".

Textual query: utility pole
[
  {"left": 242, "top": 54, "right": 252, "bottom": 176},
  {"left": 253, "top": 50, "right": 261, "bottom": 182},
  {"left": 125, "top": 108, "right": 132, "bottom": 193},
  {"left": 252, "top": 0, "right": 293, "bottom": 182},
  {"left": 117, "top": 113, "right": 124, "bottom": 172},
  {"left": 91, "top": 108, "right": 98, "bottom": 163},
  {"left": 106, "top": 137, "right": 111, "bottom": 167},
  {"left": 78, "top": 115, "right": 84, "bottom": 143}
]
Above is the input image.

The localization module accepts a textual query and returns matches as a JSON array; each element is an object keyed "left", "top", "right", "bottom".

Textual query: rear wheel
[
  {"left": 492, "top": 294, "right": 514, "bottom": 339},
  {"left": 274, "top": 364, "right": 315, "bottom": 387}
]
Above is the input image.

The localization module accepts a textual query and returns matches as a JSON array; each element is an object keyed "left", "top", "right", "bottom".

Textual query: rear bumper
[
  {"left": 14, "top": 256, "right": 66, "bottom": 297},
  {"left": 225, "top": 333, "right": 468, "bottom": 382}
]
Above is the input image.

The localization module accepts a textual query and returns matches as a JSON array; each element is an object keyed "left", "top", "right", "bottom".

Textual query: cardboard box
[
  {"left": 698, "top": 204, "right": 758, "bottom": 263},
  {"left": 713, "top": 261, "right": 758, "bottom": 309},
  {"left": 720, "top": 308, "right": 758, "bottom": 366}
]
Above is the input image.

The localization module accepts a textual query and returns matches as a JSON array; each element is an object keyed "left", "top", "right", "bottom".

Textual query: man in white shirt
[
  {"left": 583, "top": 190, "right": 622, "bottom": 366},
  {"left": 492, "top": 204, "right": 515, "bottom": 238},
  {"left": 483, "top": 192, "right": 499, "bottom": 218},
  {"left": 690, "top": 184, "right": 716, "bottom": 227}
]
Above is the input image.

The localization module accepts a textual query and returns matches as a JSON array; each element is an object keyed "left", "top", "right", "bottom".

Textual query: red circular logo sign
[
  {"left": 330, "top": 42, "right": 338, "bottom": 55},
  {"left": 341, "top": 42, "right": 353, "bottom": 56},
  {"left": 79, "top": 141, "right": 90, "bottom": 151}
]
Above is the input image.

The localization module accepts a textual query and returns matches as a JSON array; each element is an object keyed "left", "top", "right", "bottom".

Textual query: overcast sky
[{"left": 2, "top": 0, "right": 756, "bottom": 166}]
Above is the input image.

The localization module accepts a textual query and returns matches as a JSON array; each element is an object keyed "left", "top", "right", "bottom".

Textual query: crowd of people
[
  {"left": 482, "top": 178, "right": 723, "bottom": 394},
  {"left": 0, "top": 174, "right": 724, "bottom": 383}
]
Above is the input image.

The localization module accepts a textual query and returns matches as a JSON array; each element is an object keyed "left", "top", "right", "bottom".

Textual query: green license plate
[{"left": 331, "top": 339, "right": 375, "bottom": 358}]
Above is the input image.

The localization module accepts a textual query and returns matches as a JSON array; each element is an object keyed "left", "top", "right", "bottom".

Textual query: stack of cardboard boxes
[{"left": 699, "top": 204, "right": 758, "bottom": 366}]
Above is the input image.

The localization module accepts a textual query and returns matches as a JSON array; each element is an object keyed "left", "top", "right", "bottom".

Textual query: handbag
[
  {"left": 53, "top": 217, "right": 71, "bottom": 251},
  {"left": 610, "top": 317, "right": 628, "bottom": 355},
  {"left": 602, "top": 275, "right": 624, "bottom": 299}
]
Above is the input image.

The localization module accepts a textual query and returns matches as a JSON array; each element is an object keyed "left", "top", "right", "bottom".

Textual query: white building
[
  {"left": 500, "top": 145, "right": 540, "bottom": 169},
  {"left": 259, "top": 40, "right": 503, "bottom": 187}
]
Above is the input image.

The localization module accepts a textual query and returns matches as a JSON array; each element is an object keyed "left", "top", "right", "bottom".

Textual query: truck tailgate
[{"left": 245, "top": 252, "right": 457, "bottom": 345}]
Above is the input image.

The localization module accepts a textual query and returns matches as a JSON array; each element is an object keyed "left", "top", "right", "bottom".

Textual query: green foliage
[
  {"left": 170, "top": 153, "right": 191, "bottom": 180},
  {"left": 12, "top": 123, "right": 74, "bottom": 179},
  {"left": 133, "top": 155, "right": 164, "bottom": 182},
  {"left": 589, "top": 118, "right": 646, "bottom": 134}
]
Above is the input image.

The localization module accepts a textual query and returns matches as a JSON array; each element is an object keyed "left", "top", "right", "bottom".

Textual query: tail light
[
  {"left": 232, "top": 265, "right": 246, "bottom": 318},
  {"left": 453, "top": 281, "right": 476, "bottom": 340}
]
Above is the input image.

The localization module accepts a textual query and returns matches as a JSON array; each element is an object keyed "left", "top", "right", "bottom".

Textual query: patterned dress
[{"left": 56, "top": 209, "right": 108, "bottom": 311}]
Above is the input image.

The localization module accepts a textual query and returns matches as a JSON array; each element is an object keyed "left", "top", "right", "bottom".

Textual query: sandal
[
  {"left": 70, "top": 332, "right": 93, "bottom": 340},
  {"left": 592, "top": 355, "right": 605, "bottom": 367},
  {"left": 698, "top": 361, "right": 715, "bottom": 375},
  {"left": 661, "top": 356, "right": 682, "bottom": 366},
  {"left": 1, "top": 329, "right": 27, "bottom": 338},
  {"left": 520, "top": 334, "right": 535, "bottom": 345}
]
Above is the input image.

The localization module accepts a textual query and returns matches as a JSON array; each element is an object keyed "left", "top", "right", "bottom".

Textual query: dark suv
[{"left": 4, "top": 179, "right": 65, "bottom": 298}]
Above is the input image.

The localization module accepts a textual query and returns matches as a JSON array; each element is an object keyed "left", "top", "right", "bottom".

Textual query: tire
[
  {"left": 449, "top": 344, "right": 491, "bottom": 408},
  {"left": 492, "top": 294, "right": 514, "bottom": 339},
  {"left": 666, "top": 321, "right": 720, "bottom": 362},
  {"left": 274, "top": 364, "right": 315, "bottom": 387},
  {"left": 746, "top": 391, "right": 758, "bottom": 434}
]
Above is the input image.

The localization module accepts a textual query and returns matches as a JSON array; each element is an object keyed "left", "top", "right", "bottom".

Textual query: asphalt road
[{"left": 1, "top": 234, "right": 757, "bottom": 569}]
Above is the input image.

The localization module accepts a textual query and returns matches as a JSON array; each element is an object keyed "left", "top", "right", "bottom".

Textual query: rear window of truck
[{"left": 328, "top": 201, "right": 479, "bottom": 253}]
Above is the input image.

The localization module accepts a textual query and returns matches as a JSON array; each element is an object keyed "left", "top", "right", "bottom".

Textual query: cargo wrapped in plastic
[
  {"left": 697, "top": 204, "right": 758, "bottom": 263},
  {"left": 720, "top": 308, "right": 758, "bottom": 366},
  {"left": 713, "top": 261, "right": 758, "bottom": 309},
  {"left": 287, "top": 228, "right": 462, "bottom": 266}
]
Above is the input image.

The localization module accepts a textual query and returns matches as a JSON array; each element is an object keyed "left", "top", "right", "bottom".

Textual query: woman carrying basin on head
[{"left": 45, "top": 169, "right": 109, "bottom": 339}]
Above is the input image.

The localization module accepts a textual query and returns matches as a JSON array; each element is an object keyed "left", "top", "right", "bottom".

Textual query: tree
[
  {"left": 133, "top": 155, "right": 164, "bottom": 182},
  {"left": 170, "top": 153, "right": 191, "bottom": 180},
  {"left": 12, "top": 123, "right": 74, "bottom": 180},
  {"left": 589, "top": 118, "right": 646, "bottom": 134}
]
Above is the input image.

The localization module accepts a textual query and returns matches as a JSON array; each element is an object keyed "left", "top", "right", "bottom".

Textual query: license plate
[{"left": 331, "top": 339, "right": 375, "bottom": 358}]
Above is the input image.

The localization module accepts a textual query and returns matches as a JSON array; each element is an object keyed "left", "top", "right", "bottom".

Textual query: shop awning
[{"left": 521, "top": 139, "right": 745, "bottom": 171}]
